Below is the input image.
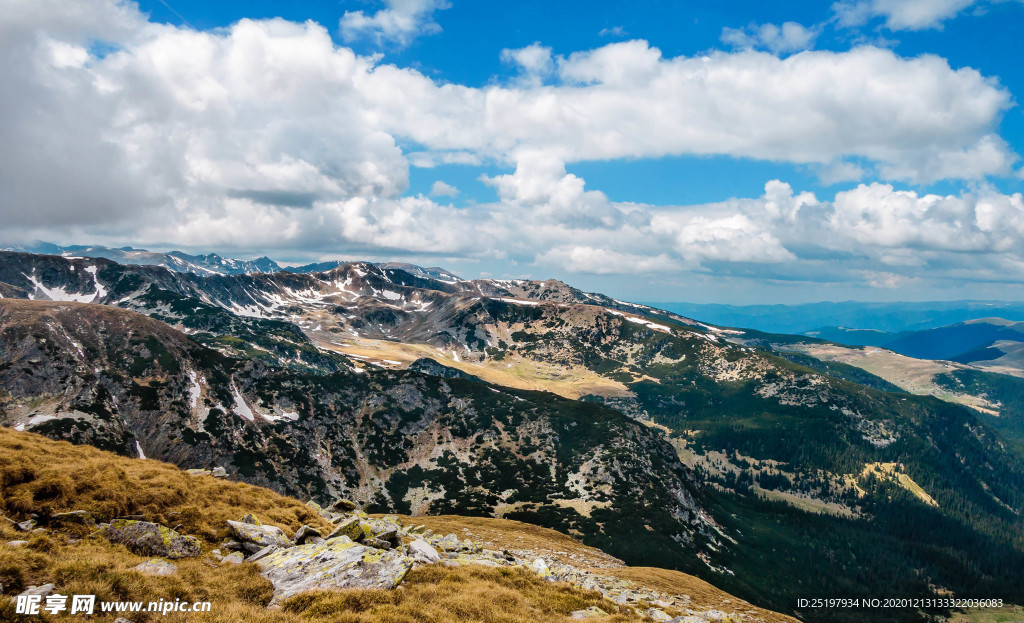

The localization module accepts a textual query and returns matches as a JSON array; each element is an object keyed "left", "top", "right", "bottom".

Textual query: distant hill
[{"left": 649, "top": 300, "right": 1024, "bottom": 335}]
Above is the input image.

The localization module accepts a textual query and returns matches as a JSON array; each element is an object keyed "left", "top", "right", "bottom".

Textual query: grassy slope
[{"left": 0, "top": 428, "right": 796, "bottom": 623}]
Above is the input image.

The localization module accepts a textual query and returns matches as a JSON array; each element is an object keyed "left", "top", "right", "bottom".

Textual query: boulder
[
  {"left": 15, "top": 519, "right": 36, "bottom": 532},
  {"left": 408, "top": 539, "right": 441, "bottom": 565},
  {"left": 6, "top": 540, "right": 28, "bottom": 548},
  {"left": 239, "top": 514, "right": 261, "bottom": 525},
  {"left": 226, "top": 519, "right": 292, "bottom": 552},
  {"left": 50, "top": 510, "right": 96, "bottom": 527},
  {"left": 327, "top": 499, "right": 357, "bottom": 513},
  {"left": 257, "top": 537, "right": 413, "bottom": 604},
  {"left": 644, "top": 608, "right": 672, "bottom": 622},
  {"left": 102, "top": 520, "right": 201, "bottom": 559},
  {"left": 363, "top": 537, "right": 392, "bottom": 550},
  {"left": 18, "top": 584, "right": 55, "bottom": 598},
  {"left": 293, "top": 525, "right": 321, "bottom": 545},
  {"left": 132, "top": 559, "right": 178, "bottom": 577},
  {"left": 570, "top": 607, "right": 609, "bottom": 619},
  {"left": 305, "top": 501, "right": 332, "bottom": 520},
  {"left": 221, "top": 552, "right": 245, "bottom": 564},
  {"left": 211, "top": 467, "right": 228, "bottom": 478},
  {"left": 326, "top": 517, "right": 363, "bottom": 542}
]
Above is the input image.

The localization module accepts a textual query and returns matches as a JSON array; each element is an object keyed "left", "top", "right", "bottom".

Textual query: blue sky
[{"left": 4, "top": 0, "right": 1024, "bottom": 303}]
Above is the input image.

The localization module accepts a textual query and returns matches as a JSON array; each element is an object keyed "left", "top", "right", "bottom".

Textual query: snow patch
[
  {"left": 231, "top": 385, "right": 255, "bottom": 421},
  {"left": 23, "top": 273, "right": 94, "bottom": 303},
  {"left": 135, "top": 441, "right": 147, "bottom": 460}
]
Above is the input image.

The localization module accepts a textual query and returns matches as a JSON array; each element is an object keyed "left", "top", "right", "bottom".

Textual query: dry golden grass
[
  {"left": 0, "top": 427, "right": 332, "bottom": 542},
  {"left": 0, "top": 428, "right": 800, "bottom": 623}
]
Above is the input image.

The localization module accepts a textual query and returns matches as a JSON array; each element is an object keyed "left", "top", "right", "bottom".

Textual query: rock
[
  {"left": 531, "top": 557, "right": 551, "bottom": 578},
  {"left": 132, "top": 559, "right": 178, "bottom": 576},
  {"left": 50, "top": 510, "right": 96, "bottom": 527},
  {"left": 6, "top": 540, "right": 28, "bottom": 548},
  {"left": 227, "top": 519, "right": 292, "bottom": 551},
  {"left": 570, "top": 606, "right": 609, "bottom": 619},
  {"left": 305, "top": 501, "right": 332, "bottom": 519},
  {"left": 326, "top": 517, "right": 364, "bottom": 542},
  {"left": 363, "top": 537, "right": 392, "bottom": 550},
  {"left": 668, "top": 617, "right": 706, "bottom": 623},
  {"left": 113, "top": 618, "right": 136, "bottom": 623},
  {"left": 293, "top": 525, "right": 321, "bottom": 545},
  {"left": 18, "top": 584, "right": 55, "bottom": 598},
  {"left": 15, "top": 519, "right": 36, "bottom": 532},
  {"left": 102, "top": 520, "right": 201, "bottom": 559},
  {"left": 327, "top": 499, "right": 357, "bottom": 513},
  {"left": 644, "top": 608, "right": 672, "bottom": 622},
  {"left": 257, "top": 537, "right": 413, "bottom": 604},
  {"left": 220, "top": 539, "right": 245, "bottom": 552},
  {"left": 239, "top": 513, "right": 261, "bottom": 525},
  {"left": 699, "top": 611, "right": 728, "bottom": 621},
  {"left": 246, "top": 545, "right": 279, "bottom": 562},
  {"left": 221, "top": 552, "right": 245, "bottom": 564},
  {"left": 408, "top": 539, "right": 441, "bottom": 565},
  {"left": 211, "top": 467, "right": 228, "bottom": 478}
]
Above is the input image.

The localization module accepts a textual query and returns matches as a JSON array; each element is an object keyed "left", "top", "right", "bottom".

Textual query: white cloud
[
  {"left": 340, "top": 0, "right": 450, "bottom": 47},
  {"left": 598, "top": 26, "right": 627, "bottom": 38},
  {"left": 501, "top": 43, "right": 555, "bottom": 86},
  {"left": 361, "top": 42, "right": 1015, "bottom": 183},
  {"left": 721, "top": 22, "right": 818, "bottom": 54},
  {"left": 430, "top": 180, "right": 458, "bottom": 197},
  {"left": 538, "top": 247, "right": 680, "bottom": 274},
  {"left": 3, "top": 5, "right": 1024, "bottom": 293},
  {"left": 833, "top": 0, "right": 1022, "bottom": 30}
]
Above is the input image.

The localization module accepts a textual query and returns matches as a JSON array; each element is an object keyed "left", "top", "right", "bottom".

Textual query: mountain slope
[
  {"left": 0, "top": 298, "right": 714, "bottom": 578},
  {"left": 0, "top": 426, "right": 796, "bottom": 623},
  {"left": 3, "top": 250, "right": 1024, "bottom": 621}
]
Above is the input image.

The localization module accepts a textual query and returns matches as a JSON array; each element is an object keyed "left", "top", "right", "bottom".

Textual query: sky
[{"left": 3, "top": 0, "right": 1024, "bottom": 304}]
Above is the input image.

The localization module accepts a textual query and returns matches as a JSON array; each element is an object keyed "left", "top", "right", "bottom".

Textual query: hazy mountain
[{"left": 652, "top": 300, "right": 1024, "bottom": 335}]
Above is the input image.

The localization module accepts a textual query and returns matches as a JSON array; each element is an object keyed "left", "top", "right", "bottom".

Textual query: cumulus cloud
[
  {"left": 340, "top": 0, "right": 450, "bottom": 47},
  {"left": 833, "top": 0, "right": 1022, "bottom": 30},
  {"left": 501, "top": 43, "right": 555, "bottom": 86},
  {"left": 430, "top": 180, "right": 458, "bottom": 197},
  {"left": 721, "top": 21, "right": 818, "bottom": 54},
  {"left": 3, "top": 4, "right": 1024, "bottom": 293},
  {"left": 361, "top": 42, "right": 1015, "bottom": 182}
]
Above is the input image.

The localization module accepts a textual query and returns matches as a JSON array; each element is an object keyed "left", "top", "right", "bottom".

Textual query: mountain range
[{"left": 1, "top": 249, "right": 1023, "bottom": 622}]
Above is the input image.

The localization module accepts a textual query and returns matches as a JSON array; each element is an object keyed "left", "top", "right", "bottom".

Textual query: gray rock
[
  {"left": 102, "top": 520, "right": 201, "bottom": 559},
  {"left": 326, "top": 517, "right": 364, "bottom": 542},
  {"left": 227, "top": 519, "right": 292, "bottom": 550},
  {"left": 132, "top": 559, "right": 178, "bottom": 576},
  {"left": 113, "top": 618, "right": 136, "bottom": 623},
  {"left": 570, "top": 606, "right": 609, "bottom": 619},
  {"left": 221, "top": 539, "right": 245, "bottom": 551},
  {"left": 408, "top": 539, "right": 441, "bottom": 565},
  {"left": 257, "top": 537, "right": 413, "bottom": 604},
  {"left": 211, "top": 467, "right": 228, "bottom": 478},
  {"left": 363, "top": 537, "right": 392, "bottom": 550},
  {"left": 6, "top": 540, "right": 28, "bottom": 548},
  {"left": 15, "top": 519, "right": 36, "bottom": 532},
  {"left": 246, "top": 545, "right": 279, "bottom": 562},
  {"left": 293, "top": 525, "right": 321, "bottom": 545},
  {"left": 18, "top": 584, "right": 55, "bottom": 598},
  {"left": 327, "top": 499, "right": 357, "bottom": 513},
  {"left": 239, "top": 513, "right": 261, "bottom": 525},
  {"left": 50, "top": 510, "right": 96, "bottom": 527},
  {"left": 644, "top": 608, "right": 672, "bottom": 622},
  {"left": 221, "top": 551, "right": 245, "bottom": 564},
  {"left": 305, "top": 501, "right": 332, "bottom": 520}
]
